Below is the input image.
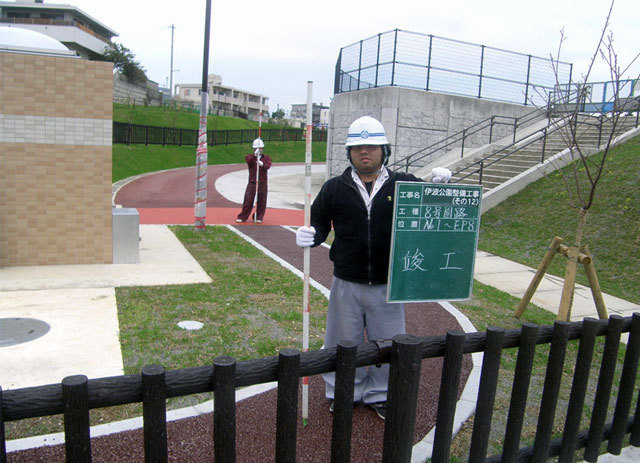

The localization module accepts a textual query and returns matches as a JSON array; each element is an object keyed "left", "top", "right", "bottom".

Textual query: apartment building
[
  {"left": 175, "top": 74, "right": 269, "bottom": 121},
  {"left": 290, "top": 103, "right": 330, "bottom": 128},
  {"left": 0, "top": 0, "right": 117, "bottom": 60}
]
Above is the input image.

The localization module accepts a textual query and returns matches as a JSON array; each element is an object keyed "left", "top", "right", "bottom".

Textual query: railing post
[
  {"left": 275, "top": 349, "right": 300, "bottom": 463},
  {"left": 461, "top": 129, "right": 466, "bottom": 158},
  {"left": 531, "top": 321, "right": 570, "bottom": 463},
  {"left": 357, "top": 40, "right": 363, "bottom": 90},
  {"left": 489, "top": 116, "right": 494, "bottom": 143},
  {"left": 382, "top": 334, "right": 423, "bottom": 463},
  {"left": 145, "top": 125, "right": 149, "bottom": 146},
  {"left": 541, "top": 126, "right": 547, "bottom": 163},
  {"left": 375, "top": 33, "right": 381, "bottom": 87},
  {"left": 524, "top": 55, "right": 532, "bottom": 105},
  {"left": 391, "top": 29, "right": 398, "bottom": 87},
  {"left": 142, "top": 364, "right": 168, "bottom": 463},
  {"left": 598, "top": 114, "right": 604, "bottom": 148},
  {"left": 426, "top": 35, "right": 433, "bottom": 91},
  {"left": 62, "top": 375, "right": 91, "bottom": 463},
  {"left": 431, "top": 331, "right": 466, "bottom": 463},
  {"left": 331, "top": 340, "right": 358, "bottom": 463},
  {"left": 214, "top": 356, "right": 236, "bottom": 463},
  {"left": 478, "top": 45, "right": 485, "bottom": 99},
  {"left": 608, "top": 313, "right": 640, "bottom": 454},
  {"left": 468, "top": 327, "right": 505, "bottom": 463},
  {"left": 478, "top": 161, "right": 483, "bottom": 185},
  {"left": 512, "top": 118, "right": 518, "bottom": 143}
]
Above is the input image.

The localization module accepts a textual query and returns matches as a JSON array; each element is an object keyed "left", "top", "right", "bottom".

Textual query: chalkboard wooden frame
[{"left": 387, "top": 182, "right": 483, "bottom": 302}]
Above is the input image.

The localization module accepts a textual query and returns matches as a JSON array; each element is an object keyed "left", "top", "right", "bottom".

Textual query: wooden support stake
[
  {"left": 582, "top": 245, "right": 608, "bottom": 320},
  {"left": 515, "top": 236, "right": 563, "bottom": 318},
  {"left": 557, "top": 245, "right": 580, "bottom": 321}
]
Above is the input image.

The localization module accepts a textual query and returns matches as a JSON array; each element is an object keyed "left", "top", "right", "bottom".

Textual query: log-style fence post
[
  {"left": 584, "top": 315, "right": 625, "bottom": 461},
  {"left": 431, "top": 331, "right": 466, "bottom": 463},
  {"left": 275, "top": 349, "right": 300, "bottom": 463},
  {"left": 502, "top": 322, "right": 539, "bottom": 462},
  {"left": 0, "top": 386, "right": 5, "bottom": 463},
  {"left": 531, "top": 321, "right": 570, "bottom": 463},
  {"left": 331, "top": 340, "right": 357, "bottom": 463},
  {"left": 469, "top": 326, "right": 505, "bottom": 462},
  {"left": 382, "top": 334, "right": 423, "bottom": 463},
  {"left": 62, "top": 375, "right": 91, "bottom": 463},
  {"left": 608, "top": 313, "right": 640, "bottom": 454},
  {"left": 558, "top": 318, "right": 599, "bottom": 462},
  {"left": 214, "top": 356, "right": 236, "bottom": 463},
  {"left": 142, "top": 364, "right": 168, "bottom": 463}
]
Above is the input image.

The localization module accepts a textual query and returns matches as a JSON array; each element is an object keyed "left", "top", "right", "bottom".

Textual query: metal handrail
[
  {"left": 449, "top": 112, "right": 635, "bottom": 186},
  {"left": 387, "top": 105, "right": 549, "bottom": 173}
]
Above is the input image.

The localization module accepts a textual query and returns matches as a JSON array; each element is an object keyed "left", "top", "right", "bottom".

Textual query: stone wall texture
[{"left": 0, "top": 52, "right": 113, "bottom": 266}]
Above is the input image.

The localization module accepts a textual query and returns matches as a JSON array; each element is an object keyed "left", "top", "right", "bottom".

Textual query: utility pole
[{"left": 169, "top": 24, "right": 176, "bottom": 99}]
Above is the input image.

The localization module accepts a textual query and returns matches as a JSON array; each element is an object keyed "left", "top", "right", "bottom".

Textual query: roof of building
[
  {"left": 0, "top": 1, "right": 118, "bottom": 38},
  {"left": 0, "top": 25, "right": 77, "bottom": 57}
]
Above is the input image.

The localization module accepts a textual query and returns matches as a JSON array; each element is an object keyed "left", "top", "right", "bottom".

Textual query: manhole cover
[
  {"left": 177, "top": 320, "right": 204, "bottom": 331},
  {"left": 0, "top": 318, "right": 50, "bottom": 347}
]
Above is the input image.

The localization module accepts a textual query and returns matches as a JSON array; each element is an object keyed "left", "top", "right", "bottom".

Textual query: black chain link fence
[
  {"left": 112, "top": 122, "right": 327, "bottom": 146},
  {"left": 334, "top": 29, "right": 573, "bottom": 107}
]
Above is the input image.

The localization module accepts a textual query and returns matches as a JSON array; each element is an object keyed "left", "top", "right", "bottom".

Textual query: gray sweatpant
[{"left": 322, "top": 276, "right": 406, "bottom": 404}]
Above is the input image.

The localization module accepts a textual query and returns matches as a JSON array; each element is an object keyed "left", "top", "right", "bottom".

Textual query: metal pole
[
  {"left": 194, "top": 0, "right": 212, "bottom": 230},
  {"left": 302, "top": 81, "right": 313, "bottom": 426},
  {"left": 169, "top": 24, "right": 175, "bottom": 100},
  {"left": 478, "top": 45, "right": 485, "bottom": 99}
]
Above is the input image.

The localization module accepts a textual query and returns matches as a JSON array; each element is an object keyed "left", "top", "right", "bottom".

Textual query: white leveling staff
[
  {"left": 302, "top": 81, "right": 313, "bottom": 426},
  {"left": 253, "top": 104, "right": 263, "bottom": 223}
]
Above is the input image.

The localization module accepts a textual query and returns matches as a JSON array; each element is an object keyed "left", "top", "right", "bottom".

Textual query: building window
[{"left": 185, "top": 89, "right": 191, "bottom": 96}]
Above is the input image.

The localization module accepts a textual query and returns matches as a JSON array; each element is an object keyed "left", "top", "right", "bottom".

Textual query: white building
[
  {"left": 175, "top": 74, "right": 269, "bottom": 121},
  {"left": 0, "top": 0, "right": 117, "bottom": 60}
]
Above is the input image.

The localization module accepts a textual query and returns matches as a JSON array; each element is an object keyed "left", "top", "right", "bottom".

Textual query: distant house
[
  {"left": 290, "top": 103, "right": 329, "bottom": 127},
  {"left": 175, "top": 74, "right": 269, "bottom": 121},
  {"left": 0, "top": 0, "right": 118, "bottom": 60}
]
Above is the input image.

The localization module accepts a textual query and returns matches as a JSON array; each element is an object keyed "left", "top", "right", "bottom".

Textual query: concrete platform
[{"left": 0, "top": 225, "right": 211, "bottom": 389}]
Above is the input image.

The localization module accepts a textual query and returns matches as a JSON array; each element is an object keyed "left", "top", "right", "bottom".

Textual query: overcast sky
[{"left": 66, "top": 0, "right": 638, "bottom": 114}]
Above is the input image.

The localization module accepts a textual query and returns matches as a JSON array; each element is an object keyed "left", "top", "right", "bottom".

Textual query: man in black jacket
[{"left": 296, "top": 116, "right": 451, "bottom": 419}]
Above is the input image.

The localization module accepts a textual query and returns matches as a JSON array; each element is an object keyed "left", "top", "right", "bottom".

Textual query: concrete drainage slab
[{"left": 0, "top": 317, "right": 50, "bottom": 347}]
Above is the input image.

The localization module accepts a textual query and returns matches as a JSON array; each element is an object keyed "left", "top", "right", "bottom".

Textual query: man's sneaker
[
  {"left": 236, "top": 218, "right": 245, "bottom": 223},
  {"left": 368, "top": 402, "right": 386, "bottom": 420},
  {"left": 329, "top": 400, "right": 334, "bottom": 413},
  {"left": 255, "top": 220, "right": 262, "bottom": 223}
]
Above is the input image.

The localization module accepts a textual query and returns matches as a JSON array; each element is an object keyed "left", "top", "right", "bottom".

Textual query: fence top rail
[
  {"left": 339, "top": 28, "right": 573, "bottom": 67},
  {"left": 2, "top": 315, "right": 635, "bottom": 422}
]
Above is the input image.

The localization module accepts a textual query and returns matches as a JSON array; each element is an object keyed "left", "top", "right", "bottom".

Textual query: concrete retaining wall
[{"left": 326, "top": 87, "right": 533, "bottom": 178}]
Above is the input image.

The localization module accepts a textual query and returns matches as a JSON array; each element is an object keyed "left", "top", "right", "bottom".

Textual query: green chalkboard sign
[{"left": 387, "top": 182, "right": 483, "bottom": 302}]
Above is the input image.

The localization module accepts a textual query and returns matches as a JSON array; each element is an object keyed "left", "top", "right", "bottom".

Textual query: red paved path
[{"left": 114, "top": 164, "right": 304, "bottom": 226}]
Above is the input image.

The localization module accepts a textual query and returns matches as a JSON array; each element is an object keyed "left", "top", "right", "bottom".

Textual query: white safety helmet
[
  {"left": 252, "top": 138, "right": 264, "bottom": 149},
  {"left": 345, "top": 116, "right": 391, "bottom": 166},
  {"left": 345, "top": 116, "right": 389, "bottom": 146}
]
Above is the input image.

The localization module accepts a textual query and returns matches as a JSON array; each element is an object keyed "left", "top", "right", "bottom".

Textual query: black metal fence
[
  {"left": 1, "top": 314, "right": 639, "bottom": 462},
  {"left": 335, "top": 29, "right": 573, "bottom": 107},
  {"left": 112, "top": 122, "right": 327, "bottom": 146}
]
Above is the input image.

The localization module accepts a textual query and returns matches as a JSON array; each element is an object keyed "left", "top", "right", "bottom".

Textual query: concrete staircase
[{"left": 449, "top": 114, "right": 639, "bottom": 197}]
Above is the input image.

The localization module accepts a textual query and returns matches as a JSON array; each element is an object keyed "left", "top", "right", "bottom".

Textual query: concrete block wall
[
  {"left": 0, "top": 52, "right": 113, "bottom": 267},
  {"left": 326, "top": 87, "right": 533, "bottom": 178}
]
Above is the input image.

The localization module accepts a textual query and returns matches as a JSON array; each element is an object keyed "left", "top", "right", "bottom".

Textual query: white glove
[
  {"left": 296, "top": 226, "right": 316, "bottom": 248},
  {"left": 258, "top": 160, "right": 264, "bottom": 167},
  {"left": 431, "top": 167, "right": 452, "bottom": 183},
  {"left": 254, "top": 148, "right": 261, "bottom": 156}
]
